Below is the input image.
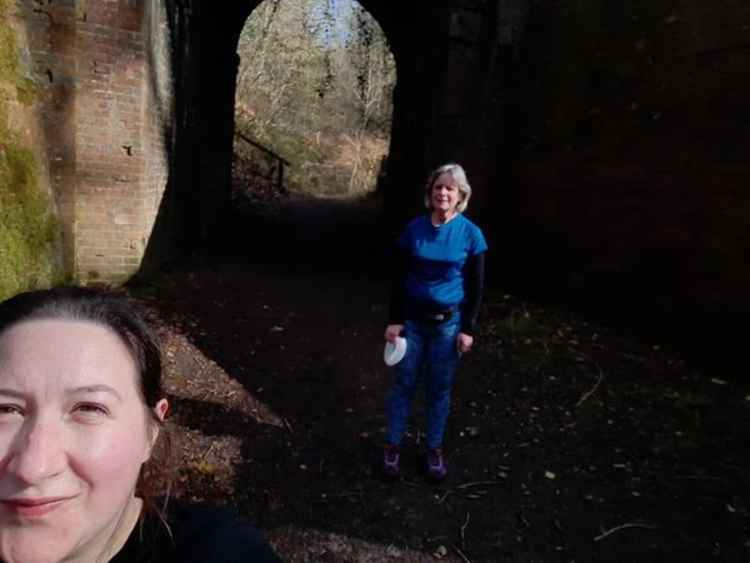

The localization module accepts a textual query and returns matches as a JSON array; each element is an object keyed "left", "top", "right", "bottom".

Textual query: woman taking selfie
[{"left": 0, "top": 286, "right": 281, "bottom": 562}]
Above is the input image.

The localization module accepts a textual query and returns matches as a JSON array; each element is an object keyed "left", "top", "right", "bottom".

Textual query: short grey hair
[{"left": 424, "top": 163, "right": 472, "bottom": 214}]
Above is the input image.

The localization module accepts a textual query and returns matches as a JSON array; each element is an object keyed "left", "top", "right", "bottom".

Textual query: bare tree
[{"left": 234, "top": 0, "right": 395, "bottom": 196}]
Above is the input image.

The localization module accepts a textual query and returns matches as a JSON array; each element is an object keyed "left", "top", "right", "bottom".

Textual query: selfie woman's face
[{"left": 0, "top": 319, "right": 160, "bottom": 563}]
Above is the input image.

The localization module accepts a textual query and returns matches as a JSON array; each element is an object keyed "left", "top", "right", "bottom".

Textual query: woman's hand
[
  {"left": 385, "top": 324, "right": 404, "bottom": 342},
  {"left": 456, "top": 332, "right": 474, "bottom": 354}
]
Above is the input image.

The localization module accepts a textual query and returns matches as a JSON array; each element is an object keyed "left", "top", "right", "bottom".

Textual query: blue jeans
[{"left": 386, "top": 316, "right": 461, "bottom": 449}]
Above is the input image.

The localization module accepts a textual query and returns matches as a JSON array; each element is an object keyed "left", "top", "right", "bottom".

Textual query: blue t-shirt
[{"left": 398, "top": 214, "right": 488, "bottom": 310}]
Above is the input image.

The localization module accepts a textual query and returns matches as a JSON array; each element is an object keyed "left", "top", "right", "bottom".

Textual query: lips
[{"left": 0, "top": 496, "right": 74, "bottom": 518}]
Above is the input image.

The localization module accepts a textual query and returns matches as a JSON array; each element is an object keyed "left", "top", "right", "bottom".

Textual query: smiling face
[
  {"left": 430, "top": 172, "right": 462, "bottom": 218},
  {"left": 0, "top": 319, "right": 161, "bottom": 563}
]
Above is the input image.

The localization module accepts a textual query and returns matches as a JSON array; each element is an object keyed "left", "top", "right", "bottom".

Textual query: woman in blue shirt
[{"left": 384, "top": 163, "right": 488, "bottom": 482}]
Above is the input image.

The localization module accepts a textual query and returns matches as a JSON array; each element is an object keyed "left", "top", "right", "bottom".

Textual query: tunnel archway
[
  {"left": 232, "top": 0, "right": 396, "bottom": 201},
  {"left": 174, "top": 0, "right": 477, "bottom": 255}
]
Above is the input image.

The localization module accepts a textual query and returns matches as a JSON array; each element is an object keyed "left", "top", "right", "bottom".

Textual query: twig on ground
[
  {"left": 675, "top": 474, "right": 723, "bottom": 481},
  {"left": 460, "top": 512, "right": 471, "bottom": 546},
  {"left": 518, "top": 513, "right": 530, "bottom": 528},
  {"left": 437, "top": 490, "right": 453, "bottom": 504},
  {"left": 594, "top": 522, "right": 658, "bottom": 542},
  {"left": 324, "top": 491, "right": 362, "bottom": 499},
  {"left": 533, "top": 340, "right": 551, "bottom": 373},
  {"left": 282, "top": 417, "right": 294, "bottom": 434},
  {"left": 200, "top": 442, "right": 215, "bottom": 460},
  {"left": 576, "top": 365, "right": 605, "bottom": 407},
  {"left": 451, "top": 543, "right": 472, "bottom": 563},
  {"left": 456, "top": 480, "right": 505, "bottom": 490},
  {"left": 438, "top": 480, "right": 505, "bottom": 504}
]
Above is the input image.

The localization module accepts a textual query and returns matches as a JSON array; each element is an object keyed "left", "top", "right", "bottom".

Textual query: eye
[
  {"left": 0, "top": 404, "right": 24, "bottom": 419},
  {"left": 73, "top": 403, "right": 109, "bottom": 417}
]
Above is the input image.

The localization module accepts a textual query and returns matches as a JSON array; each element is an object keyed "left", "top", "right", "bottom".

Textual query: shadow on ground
[{"left": 128, "top": 195, "right": 750, "bottom": 562}]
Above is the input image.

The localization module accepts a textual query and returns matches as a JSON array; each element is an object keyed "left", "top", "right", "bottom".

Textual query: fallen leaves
[{"left": 188, "top": 460, "right": 219, "bottom": 475}]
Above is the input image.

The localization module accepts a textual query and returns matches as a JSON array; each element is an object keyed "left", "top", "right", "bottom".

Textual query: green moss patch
[
  {"left": 0, "top": 0, "right": 62, "bottom": 300},
  {"left": 0, "top": 0, "right": 20, "bottom": 83},
  {"left": 0, "top": 141, "right": 61, "bottom": 300}
]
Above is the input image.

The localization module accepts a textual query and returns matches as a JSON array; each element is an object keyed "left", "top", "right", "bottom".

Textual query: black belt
[
  {"left": 410, "top": 305, "right": 456, "bottom": 323},
  {"left": 424, "top": 309, "right": 453, "bottom": 322}
]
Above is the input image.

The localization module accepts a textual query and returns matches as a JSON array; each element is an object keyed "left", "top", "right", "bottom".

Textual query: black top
[{"left": 111, "top": 501, "right": 282, "bottom": 563}]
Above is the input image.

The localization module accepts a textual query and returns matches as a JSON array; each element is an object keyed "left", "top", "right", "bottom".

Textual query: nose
[{"left": 5, "top": 417, "right": 66, "bottom": 486}]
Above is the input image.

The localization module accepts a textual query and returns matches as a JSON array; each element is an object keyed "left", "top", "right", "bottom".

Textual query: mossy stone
[{"left": 0, "top": 0, "right": 62, "bottom": 300}]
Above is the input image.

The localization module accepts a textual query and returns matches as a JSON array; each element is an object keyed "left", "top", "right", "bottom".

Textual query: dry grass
[
  {"left": 335, "top": 132, "right": 389, "bottom": 197},
  {"left": 293, "top": 131, "right": 388, "bottom": 198}
]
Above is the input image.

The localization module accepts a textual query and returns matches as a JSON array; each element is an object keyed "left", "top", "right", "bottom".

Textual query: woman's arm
[
  {"left": 460, "top": 251, "right": 486, "bottom": 336},
  {"left": 387, "top": 244, "right": 409, "bottom": 331}
]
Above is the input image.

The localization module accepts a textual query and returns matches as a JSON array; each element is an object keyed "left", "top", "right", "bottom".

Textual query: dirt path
[{"left": 129, "top": 196, "right": 750, "bottom": 562}]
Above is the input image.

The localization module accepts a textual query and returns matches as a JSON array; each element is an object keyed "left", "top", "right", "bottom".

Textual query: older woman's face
[
  {"left": 0, "top": 319, "right": 159, "bottom": 563},
  {"left": 431, "top": 172, "right": 461, "bottom": 214}
]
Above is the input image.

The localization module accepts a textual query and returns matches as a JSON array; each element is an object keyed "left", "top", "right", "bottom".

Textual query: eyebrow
[
  {"left": 0, "top": 385, "right": 123, "bottom": 401},
  {"left": 67, "top": 385, "right": 123, "bottom": 400},
  {"left": 0, "top": 388, "right": 26, "bottom": 400}
]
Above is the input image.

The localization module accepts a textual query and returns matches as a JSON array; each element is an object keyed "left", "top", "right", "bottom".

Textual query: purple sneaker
[
  {"left": 426, "top": 448, "right": 447, "bottom": 482},
  {"left": 382, "top": 444, "right": 400, "bottom": 478}
]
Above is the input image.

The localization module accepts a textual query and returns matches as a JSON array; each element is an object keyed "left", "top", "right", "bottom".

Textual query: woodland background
[{"left": 233, "top": 0, "right": 396, "bottom": 199}]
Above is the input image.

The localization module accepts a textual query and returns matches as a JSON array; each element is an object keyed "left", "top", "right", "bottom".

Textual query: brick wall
[
  {"left": 21, "top": 0, "right": 77, "bottom": 275},
  {"left": 20, "top": 0, "right": 172, "bottom": 283}
]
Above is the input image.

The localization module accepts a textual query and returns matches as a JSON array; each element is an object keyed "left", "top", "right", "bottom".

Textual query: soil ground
[{"left": 128, "top": 194, "right": 750, "bottom": 562}]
